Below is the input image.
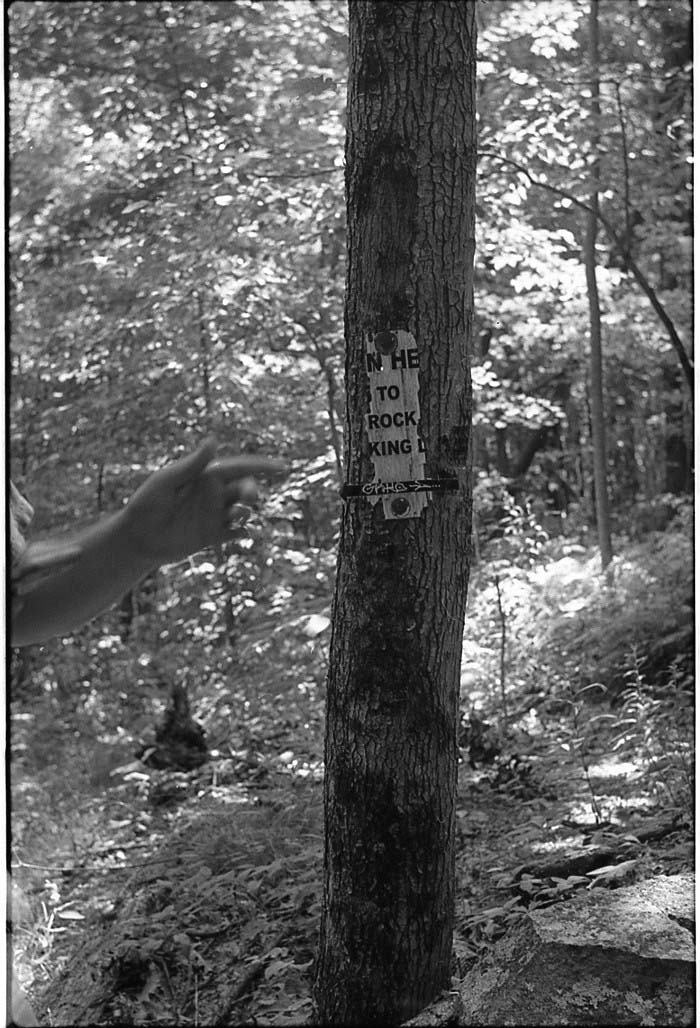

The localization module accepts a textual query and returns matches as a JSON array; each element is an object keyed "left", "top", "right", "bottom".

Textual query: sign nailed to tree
[
  {"left": 339, "top": 331, "right": 458, "bottom": 515},
  {"left": 364, "top": 329, "right": 428, "bottom": 519}
]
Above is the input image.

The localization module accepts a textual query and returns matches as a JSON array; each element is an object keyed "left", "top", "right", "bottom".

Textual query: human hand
[{"left": 122, "top": 440, "right": 286, "bottom": 566}]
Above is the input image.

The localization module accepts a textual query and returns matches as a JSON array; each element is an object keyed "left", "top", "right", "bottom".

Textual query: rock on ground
[{"left": 459, "top": 872, "right": 694, "bottom": 1026}]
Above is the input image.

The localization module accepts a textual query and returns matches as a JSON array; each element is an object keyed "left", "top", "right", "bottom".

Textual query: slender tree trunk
[
  {"left": 583, "top": 0, "right": 613, "bottom": 570},
  {"left": 195, "top": 290, "right": 237, "bottom": 641},
  {"left": 323, "top": 360, "right": 344, "bottom": 486},
  {"left": 314, "top": 2, "right": 476, "bottom": 1024},
  {"left": 309, "top": 331, "right": 345, "bottom": 485},
  {"left": 96, "top": 462, "right": 105, "bottom": 513},
  {"left": 196, "top": 291, "right": 212, "bottom": 423},
  {"left": 494, "top": 575, "right": 509, "bottom": 727}
]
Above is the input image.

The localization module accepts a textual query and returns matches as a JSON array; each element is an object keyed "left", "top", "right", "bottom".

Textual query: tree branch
[{"left": 480, "top": 149, "right": 694, "bottom": 396}]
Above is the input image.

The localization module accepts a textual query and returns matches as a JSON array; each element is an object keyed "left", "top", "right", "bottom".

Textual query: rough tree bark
[{"left": 314, "top": 2, "right": 476, "bottom": 1024}]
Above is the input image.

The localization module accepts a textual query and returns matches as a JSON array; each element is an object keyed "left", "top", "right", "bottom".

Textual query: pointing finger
[{"left": 206, "top": 457, "right": 288, "bottom": 483}]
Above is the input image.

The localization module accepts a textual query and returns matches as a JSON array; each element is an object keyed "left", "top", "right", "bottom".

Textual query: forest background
[{"left": 7, "top": 1, "right": 694, "bottom": 1024}]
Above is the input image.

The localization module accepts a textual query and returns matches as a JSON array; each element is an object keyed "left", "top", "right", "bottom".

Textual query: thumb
[{"left": 167, "top": 439, "right": 217, "bottom": 490}]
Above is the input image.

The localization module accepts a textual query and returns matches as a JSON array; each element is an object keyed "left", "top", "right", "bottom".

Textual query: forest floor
[{"left": 10, "top": 518, "right": 694, "bottom": 1026}]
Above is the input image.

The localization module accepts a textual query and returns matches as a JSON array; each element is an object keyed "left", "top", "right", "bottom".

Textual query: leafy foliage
[{"left": 8, "top": 1, "right": 693, "bottom": 1023}]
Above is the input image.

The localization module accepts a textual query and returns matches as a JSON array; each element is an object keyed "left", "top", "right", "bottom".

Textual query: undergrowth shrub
[
  {"left": 611, "top": 653, "right": 694, "bottom": 816},
  {"left": 533, "top": 519, "right": 692, "bottom": 701},
  {"left": 461, "top": 518, "right": 693, "bottom": 792}
]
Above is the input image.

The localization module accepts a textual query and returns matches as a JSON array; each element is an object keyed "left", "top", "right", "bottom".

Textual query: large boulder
[{"left": 460, "top": 873, "right": 694, "bottom": 1026}]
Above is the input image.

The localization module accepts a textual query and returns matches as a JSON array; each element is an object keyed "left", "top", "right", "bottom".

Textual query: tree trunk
[
  {"left": 314, "top": 2, "right": 476, "bottom": 1024},
  {"left": 663, "top": 365, "right": 692, "bottom": 494},
  {"left": 583, "top": 0, "right": 613, "bottom": 570}
]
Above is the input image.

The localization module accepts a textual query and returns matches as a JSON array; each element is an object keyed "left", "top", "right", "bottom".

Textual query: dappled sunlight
[
  {"left": 529, "top": 836, "right": 580, "bottom": 856},
  {"left": 607, "top": 795, "right": 657, "bottom": 815},
  {"left": 8, "top": 0, "right": 691, "bottom": 1021},
  {"left": 586, "top": 759, "right": 639, "bottom": 781}
]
